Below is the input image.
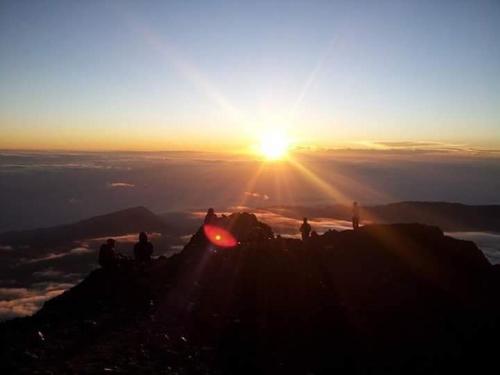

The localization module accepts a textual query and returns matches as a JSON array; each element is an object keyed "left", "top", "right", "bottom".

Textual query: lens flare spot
[{"left": 204, "top": 224, "right": 237, "bottom": 248}]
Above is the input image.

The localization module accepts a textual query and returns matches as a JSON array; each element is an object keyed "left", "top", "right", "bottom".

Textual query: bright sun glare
[{"left": 259, "top": 131, "right": 290, "bottom": 161}]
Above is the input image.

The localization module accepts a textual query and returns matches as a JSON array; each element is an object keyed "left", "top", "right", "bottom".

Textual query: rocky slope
[{"left": 1, "top": 212, "right": 500, "bottom": 374}]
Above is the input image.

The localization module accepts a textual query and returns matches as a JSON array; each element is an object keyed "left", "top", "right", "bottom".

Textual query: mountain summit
[{"left": 1, "top": 212, "right": 500, "bottom": 374}]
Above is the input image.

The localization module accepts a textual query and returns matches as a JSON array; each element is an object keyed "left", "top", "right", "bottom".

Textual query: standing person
[
  {"left": 134, "top": 232, "right": 154, "bottom": 263},
  {"left": 300, "top": 218, "right": 312, "bottom": 241},
  {"left": 204, "top": 208, "right": 217, "bottom": 225},
  {"left": 352, "top": 201, "right": 360, "bottom": 230},
  {"left": 99, "top": 238, "right": 117, "bottom": 269}
]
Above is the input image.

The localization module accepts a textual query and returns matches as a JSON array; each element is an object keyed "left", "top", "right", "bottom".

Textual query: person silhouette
[
  {"left": 134, "top": 232, "right": 154, "bottom": 263},
  {"left": 352, "top": 201, "right": 360, "bottom": 230},
  {"left": 300, "top": 218, "right": 312, "bottom": 241},
  {"left": 204, "top": 208, "right": 217, "bottom": 225},
  {"left": 99, "top": 238, "right": 117, "bottom": 269}
]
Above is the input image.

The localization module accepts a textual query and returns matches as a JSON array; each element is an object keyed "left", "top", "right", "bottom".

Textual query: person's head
[
  {"left": 207, "top": 208, "right": 214, "bottom": 215},
  {"left": 303, "top": 217, "right": 308, "bottom": 223},
  {"left": 139, "top": 232, "right": 148, "bottom": 242},
  {"left": 107, "top": 238, "right": 116, "bottom": 247}
]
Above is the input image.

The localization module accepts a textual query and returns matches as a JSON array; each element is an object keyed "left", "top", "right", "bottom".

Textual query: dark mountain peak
[
  {"left": 2, "top": 216, "right": 500, "bottom": 374},
  {"left": 386, "top": 201, "right": 497, "bottom": 208},
  {"left": 81, "top": 205, "right": 151, "bottom": 218},
  {"left": 74, "top": 206, "right": 165, "bottom": 230},
  {"left": 0, "top": 206, "right": 169, "bottom": 247}
]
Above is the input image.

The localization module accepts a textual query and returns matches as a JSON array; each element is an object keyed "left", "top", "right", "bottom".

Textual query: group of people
[
  {"left": 99, "top": 202, "right": 362, "bottom": 268},
  {"left": 205, "top": 202, "right": 361, "bottom": 244},
  {"left": 98, "top": 232, "right": 154, "bottom": 269},
  {"left": 300, "top": 201, "right": 361, "bottom": 240}
]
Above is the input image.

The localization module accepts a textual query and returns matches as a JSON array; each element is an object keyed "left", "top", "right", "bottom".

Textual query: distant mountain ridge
[
  {"left": 370, "top": 201, "right": 500, "bottom": 232},
  {"left": 268, "top": 201, "right": 500, "bottom": 233},
  {"left": 0, "top": 206, "right": 169, "bottom": 247}
]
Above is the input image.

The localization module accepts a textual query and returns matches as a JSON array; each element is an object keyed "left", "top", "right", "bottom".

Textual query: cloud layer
[{"left": 0, "top": 283, "right": 73, "bottom": 320}]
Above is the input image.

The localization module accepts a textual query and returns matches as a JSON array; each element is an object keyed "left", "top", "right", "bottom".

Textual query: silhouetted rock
[
  {"left": 215, "top": 212, "right": 274, "bottom": 242},
  {"left": 1, "top": 214, "right": 500, "bottom": 374}
]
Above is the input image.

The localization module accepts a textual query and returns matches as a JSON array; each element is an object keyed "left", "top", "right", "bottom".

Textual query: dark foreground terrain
[{"left": 2, "top": 213, "right": 500, "bottom": 374}]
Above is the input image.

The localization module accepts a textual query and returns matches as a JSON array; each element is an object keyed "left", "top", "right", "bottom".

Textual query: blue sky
[{"left": 1, "top": 0, "right": 499, "bottom": 150}]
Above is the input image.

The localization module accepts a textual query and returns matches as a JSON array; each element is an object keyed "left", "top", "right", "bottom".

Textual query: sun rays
[
  {"left": 119, "top": 9, "right": 391, "bottom": 209},
  {"left": 233, "top": 149, "right": 392, "bottom": 214}
]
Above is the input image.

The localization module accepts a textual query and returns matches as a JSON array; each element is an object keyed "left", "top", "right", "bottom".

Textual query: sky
[{"left": 1, "top": 0, "right": 499, "bottom": 151}]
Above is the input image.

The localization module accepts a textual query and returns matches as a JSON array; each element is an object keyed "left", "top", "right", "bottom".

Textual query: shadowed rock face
[{"left": 1, "top": 213, "right": 500, "bottom": 374}]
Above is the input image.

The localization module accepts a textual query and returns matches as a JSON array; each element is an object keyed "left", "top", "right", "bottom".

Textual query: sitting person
[
  {"left": 99, "top": 238, "right": 118, "bottom": 269},
  {"left": 134, "top": 232, "right": 154, "bottom": 263}
]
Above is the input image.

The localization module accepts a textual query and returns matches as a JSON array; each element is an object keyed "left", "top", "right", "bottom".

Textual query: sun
[{"left": 259, "top": 131, "right": 290, "bottom": 161}]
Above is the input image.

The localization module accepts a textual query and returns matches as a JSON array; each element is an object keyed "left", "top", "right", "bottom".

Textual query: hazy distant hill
[
  {"left": 268, "top": 201, "right": 500, "bottom": 233},
  {"left": 0, "top": 206, "right": 170, "bottom": 247}
]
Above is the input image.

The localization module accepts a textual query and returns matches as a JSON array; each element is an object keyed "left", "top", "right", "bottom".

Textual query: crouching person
[{"left": 99, "top": 238, "right": 118, "bottom": 270}]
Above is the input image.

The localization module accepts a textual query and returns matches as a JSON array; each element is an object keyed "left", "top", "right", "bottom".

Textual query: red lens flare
[{"left": 203, "top": 224, "right": 237, "bottom": 248}]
